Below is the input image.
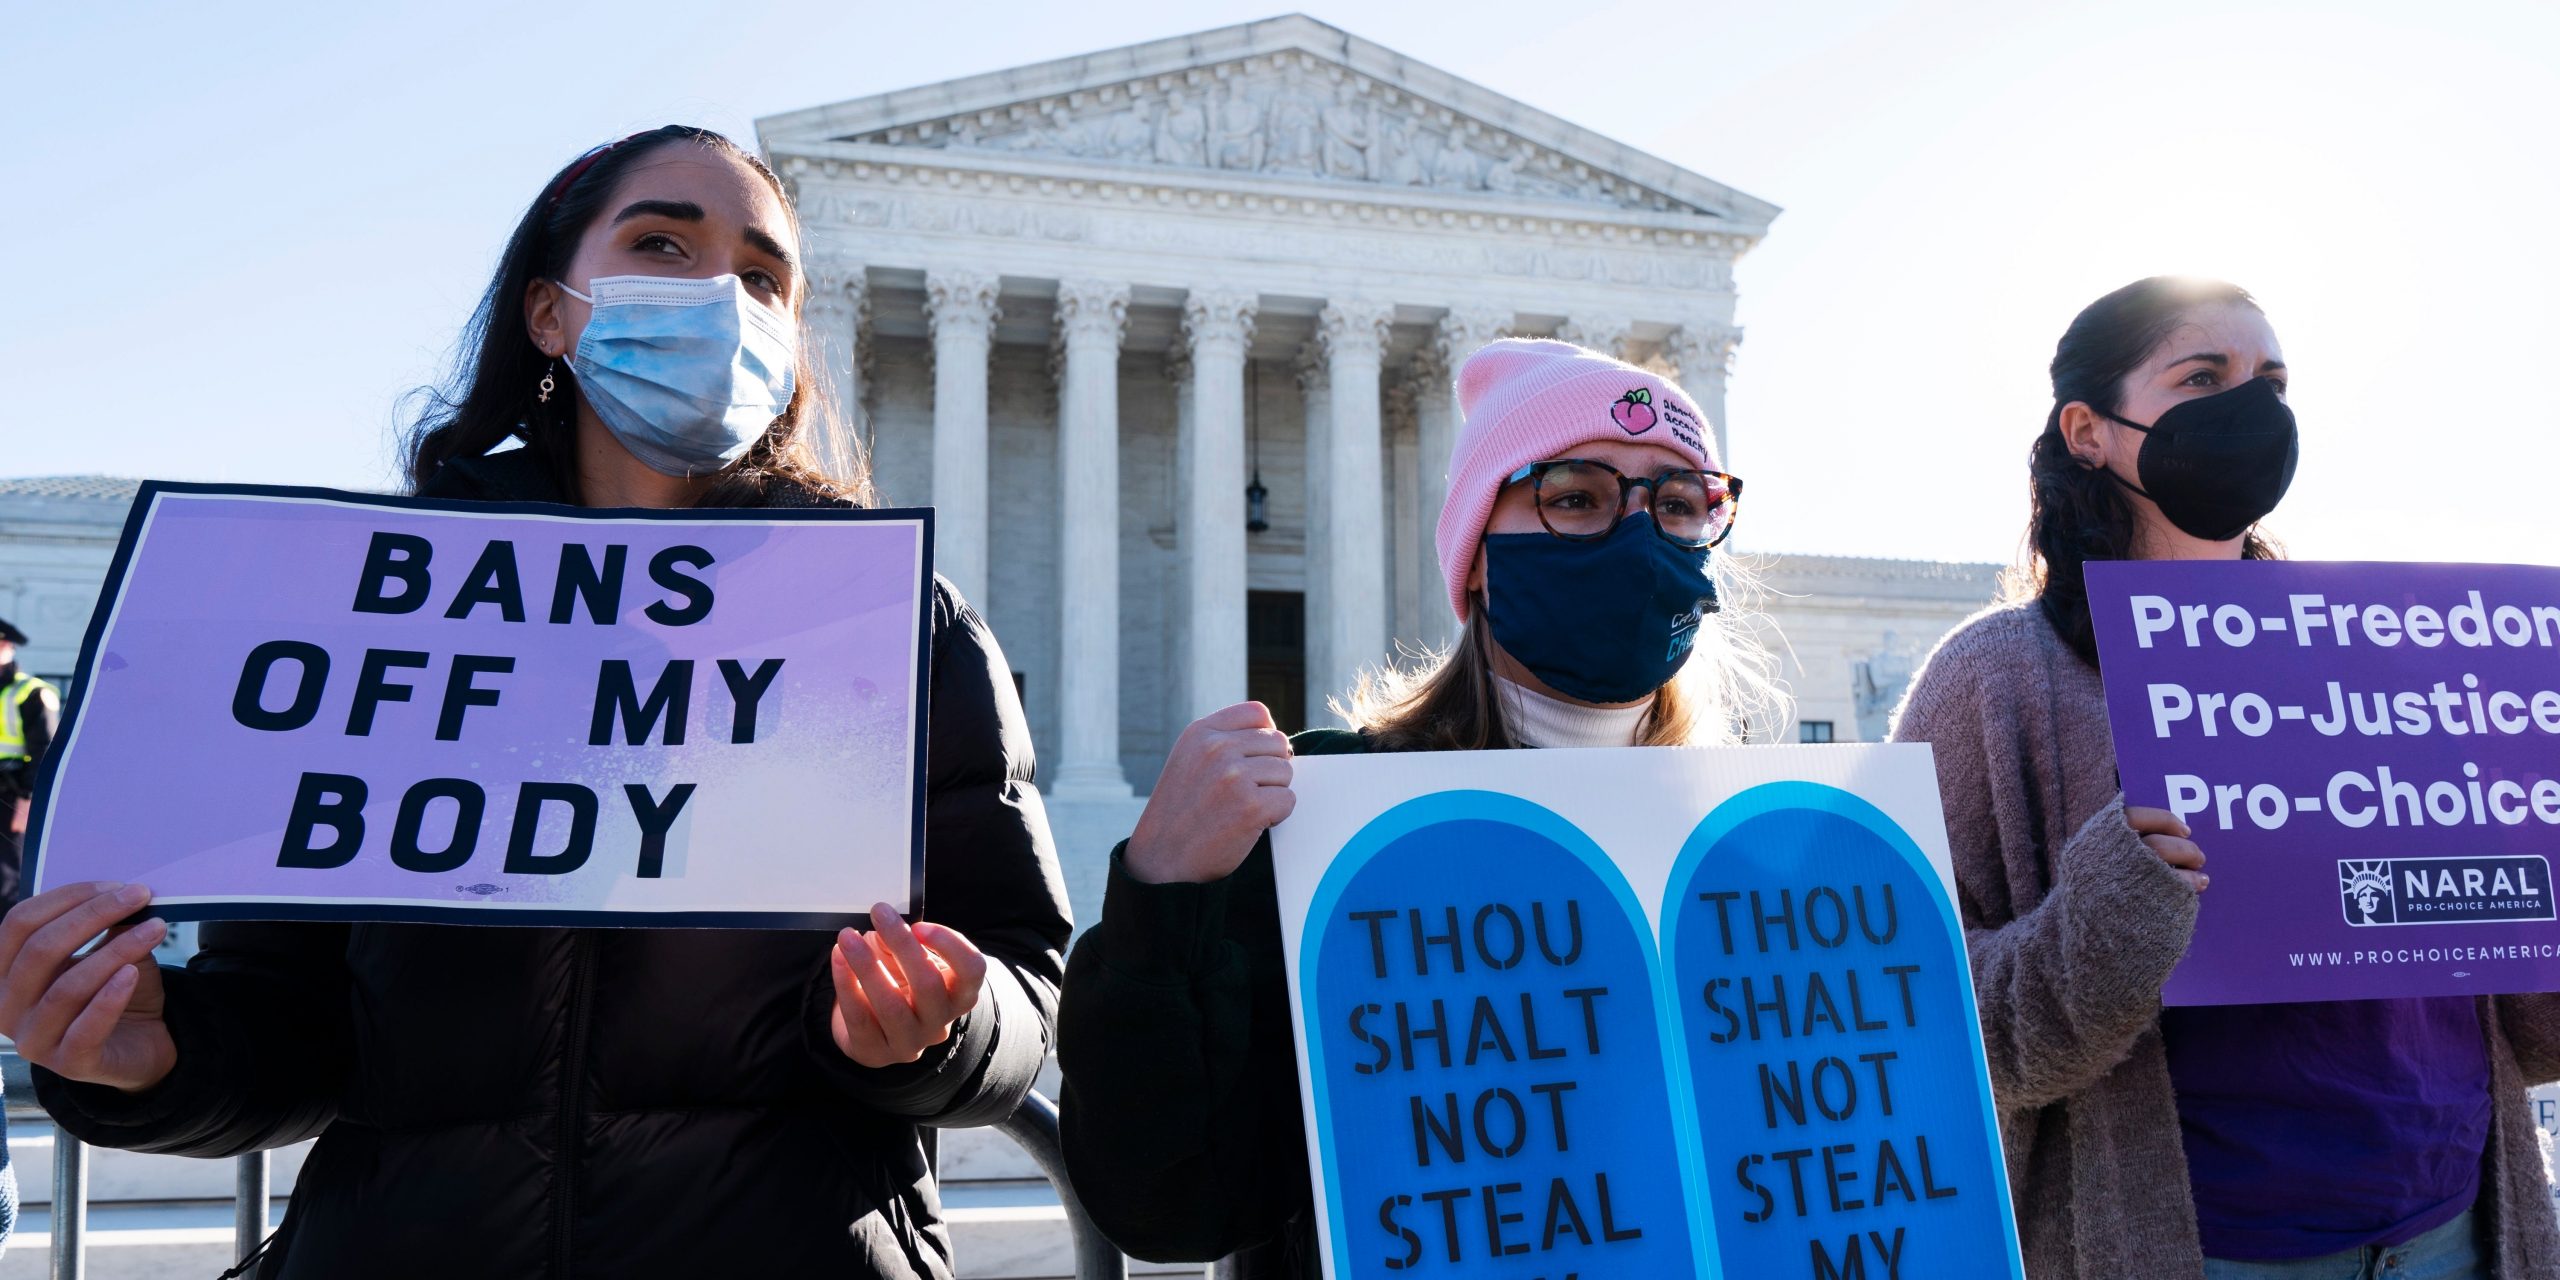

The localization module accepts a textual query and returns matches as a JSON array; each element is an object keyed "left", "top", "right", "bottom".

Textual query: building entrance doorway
[{"left": 1247, "top": 590, "right": 1307, "bottom": 733}]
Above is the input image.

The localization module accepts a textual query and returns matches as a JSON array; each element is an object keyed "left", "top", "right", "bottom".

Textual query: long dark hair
[
  {"left": 401, "top": 125, "right": 865, "bottom": 506},
  {"left": 2025, "top": 276, "right": 2280, "bottom": 664}
]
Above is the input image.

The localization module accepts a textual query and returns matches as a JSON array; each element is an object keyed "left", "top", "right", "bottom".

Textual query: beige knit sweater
[{"left": 1891, "top": 600, "right": 2560, "bottom": 1279}]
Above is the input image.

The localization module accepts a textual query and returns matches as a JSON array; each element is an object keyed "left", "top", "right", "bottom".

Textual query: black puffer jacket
[{"left": 36, "top": 449, "right": 1072, "bottom": 1278}]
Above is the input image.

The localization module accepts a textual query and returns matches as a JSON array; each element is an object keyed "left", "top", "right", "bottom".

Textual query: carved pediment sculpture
[{"left": 817, "top": 52, "right": 1721, "bottom": 217}]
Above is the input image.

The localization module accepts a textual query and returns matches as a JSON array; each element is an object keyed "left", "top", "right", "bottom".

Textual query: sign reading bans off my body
[{"left": 27, "top": 483, "right": 933, "bottom": 929}]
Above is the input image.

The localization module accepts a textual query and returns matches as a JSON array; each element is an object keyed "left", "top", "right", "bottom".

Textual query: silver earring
[{"left": 537, "top": 359, "right": 557, "bottom": 404}]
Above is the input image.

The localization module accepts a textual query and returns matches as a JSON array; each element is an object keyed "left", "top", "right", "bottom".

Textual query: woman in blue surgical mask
[
  {"left": 2, "top": 126, "right": 1070, "bottom": 1277},
  {"left": 1055, "top": 339, "right": 1787, "bottom": 1276}
]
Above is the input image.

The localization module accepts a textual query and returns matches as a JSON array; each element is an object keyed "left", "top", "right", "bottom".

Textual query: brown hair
[{"left": 401, "top": 125, "right": 869, "bottom": 508}]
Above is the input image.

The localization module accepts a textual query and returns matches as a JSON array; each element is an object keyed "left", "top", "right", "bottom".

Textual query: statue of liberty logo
[{"left": 2340, "top": 860, "right": 2395, "bottom": 926}]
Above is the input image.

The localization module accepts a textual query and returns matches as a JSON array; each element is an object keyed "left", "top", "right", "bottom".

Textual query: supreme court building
[{"left": 753, "top": 15, "right": 2001, "bottom": 879}]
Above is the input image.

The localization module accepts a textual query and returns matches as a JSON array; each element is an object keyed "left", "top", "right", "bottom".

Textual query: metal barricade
[
  {"left": 45, "top": 1136, "right": 81, "bottom": 1280},
  {"left": 24, "top": 1085, "right": 1124, "bottom": 1280},
  {"left": 232, "top": 1148, "right": 270, "bottom": 1266},
  {"left": 992, "top": 1090, "right": 1129, "bottom": 1280}
]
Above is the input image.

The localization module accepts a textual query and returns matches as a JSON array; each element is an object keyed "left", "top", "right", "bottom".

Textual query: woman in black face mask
[
  {"left": 1053, "top": 338, "right": 1786, "bottom": 1276},
  {"left": 1891, "top": 277, "right": 2560, "bottom": 1280}
]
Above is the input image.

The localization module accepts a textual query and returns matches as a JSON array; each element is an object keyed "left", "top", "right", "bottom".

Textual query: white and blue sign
[{"left": 1272, "top": 746, "right": 2023, "bottom": 1280}]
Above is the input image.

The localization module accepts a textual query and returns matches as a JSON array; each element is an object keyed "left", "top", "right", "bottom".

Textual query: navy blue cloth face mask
[{"left": 1480, "top": 512, "right": 1720, "bottom": 705}]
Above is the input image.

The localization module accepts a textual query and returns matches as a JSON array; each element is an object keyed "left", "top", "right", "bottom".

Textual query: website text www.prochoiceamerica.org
[{"left": 2288, "top": 943, "right": 2560, "bottom": 968}]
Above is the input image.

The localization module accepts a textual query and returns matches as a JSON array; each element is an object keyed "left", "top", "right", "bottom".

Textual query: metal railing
[
  {"left": 990, "top": 1091, "right": 1126, "bottom": 1280},
  {"left": 18, "top": 1083, "right": 1129, "bottom": 1280}
]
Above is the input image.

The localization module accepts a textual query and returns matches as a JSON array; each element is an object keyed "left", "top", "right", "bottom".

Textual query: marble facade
[{"left": 762, "top": 14, "right": 1766, "bottom": 800}]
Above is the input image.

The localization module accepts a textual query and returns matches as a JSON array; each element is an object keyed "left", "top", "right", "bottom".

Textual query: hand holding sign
[
  {"left": 0, "top": 882, "right": 177, "bottom": 1092},
  {"left": 1125, "top": 702, "right": 1296, "bottom": 884},
  {"left": 829, "top": 904, "right": 990, "bottom": 1067},
  {"left": 2128, "top": 805, "right": 2210, "bottom": 893}
]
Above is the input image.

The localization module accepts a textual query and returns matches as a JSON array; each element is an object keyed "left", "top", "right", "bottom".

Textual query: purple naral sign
[
  {"left": 26, "top": 483, "right": 933, "bottom": 930},
  {"left": 2087, "top": 560, "right": 2560, "bottom": 1005}
]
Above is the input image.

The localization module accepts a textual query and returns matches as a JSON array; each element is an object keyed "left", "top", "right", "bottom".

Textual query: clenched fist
[{"left": 1124, "top": 702, "right": 1295, "bottom": 885}]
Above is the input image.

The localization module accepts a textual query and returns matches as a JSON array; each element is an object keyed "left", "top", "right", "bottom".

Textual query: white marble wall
[
  {"left": 1745, "top": 553, "right": 2008, "bottom": 743},
  {"left": 0, "top": 481, "right": 132, "bottom": 683}
]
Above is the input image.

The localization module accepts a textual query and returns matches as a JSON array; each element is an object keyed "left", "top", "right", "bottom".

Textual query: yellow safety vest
[{"left": 0, "top": 672, "right": 57, "bottom": 760}]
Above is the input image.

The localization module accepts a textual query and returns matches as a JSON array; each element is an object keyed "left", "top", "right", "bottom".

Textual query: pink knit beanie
[{"left": 1434, "top": 338, "right": 1722, "bottom": 621}]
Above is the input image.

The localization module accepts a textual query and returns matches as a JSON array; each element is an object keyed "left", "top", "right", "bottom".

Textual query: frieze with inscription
[{"left": 793, "top": 185, "right": 1737, "bottom": 293}]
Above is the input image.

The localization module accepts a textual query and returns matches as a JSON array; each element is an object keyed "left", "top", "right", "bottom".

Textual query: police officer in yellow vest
[{"left": 0, "top": 618, "right": 59, "bottom": 906}]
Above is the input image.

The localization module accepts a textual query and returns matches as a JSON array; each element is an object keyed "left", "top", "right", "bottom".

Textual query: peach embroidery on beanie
[{"left": 1611, "top": 387, "right": 1658, "bottom": 435}]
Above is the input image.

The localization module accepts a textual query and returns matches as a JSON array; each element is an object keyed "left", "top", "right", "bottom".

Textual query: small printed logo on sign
[{"left": 2338, "top": 856, "right": 2554, "bottom": 928}]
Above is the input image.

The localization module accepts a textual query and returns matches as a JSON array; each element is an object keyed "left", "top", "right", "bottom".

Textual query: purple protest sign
[
  {"left": 2088, "top": 560, "right": 2560, "bottom": 1005},
  {"left": 26, "top": 482, "right": 932, "bottom": 929}
]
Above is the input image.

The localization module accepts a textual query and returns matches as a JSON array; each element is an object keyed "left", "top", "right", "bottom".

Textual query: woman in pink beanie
[{"left": 1058, "top": 338, "right": 1783, "bottom": 1276}]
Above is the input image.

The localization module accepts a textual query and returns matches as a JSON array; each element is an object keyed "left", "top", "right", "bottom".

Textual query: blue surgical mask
[
  {"left": 1481, "top": 513, "right": 1719, "bottom": 705},
  {"left": 559, "top": 274, "right": 797, "bottom": 478}
]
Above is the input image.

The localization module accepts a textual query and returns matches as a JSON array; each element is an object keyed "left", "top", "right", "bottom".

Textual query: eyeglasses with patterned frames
[{"left": 1502, "top": 458, "right": 1743, "bottom": 548}]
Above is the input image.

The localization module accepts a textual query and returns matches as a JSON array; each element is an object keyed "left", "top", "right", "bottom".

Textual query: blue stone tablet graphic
[
  {"left": 1663, "top": 782, "right": 2021, "bottom": 1280},
  {"left": 1301, "top": 791, "right": 1701, "bottom": 1278}
]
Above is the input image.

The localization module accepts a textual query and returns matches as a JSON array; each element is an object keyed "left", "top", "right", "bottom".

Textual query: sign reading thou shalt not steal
[
  {"left": 1268, "top": 745, "right": 2025, "bottom": 1280},
  {"left": 26, "top": 483, "right": 932, "bottom": 929}
]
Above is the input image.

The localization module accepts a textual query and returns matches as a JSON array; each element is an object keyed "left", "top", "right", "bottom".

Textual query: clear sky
[{"left": 7, "top": 0, "right": 2554, "bottom": 567}]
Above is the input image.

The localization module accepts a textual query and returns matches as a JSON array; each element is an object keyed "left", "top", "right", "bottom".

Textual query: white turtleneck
[{"left": 1494, "top": 675, "right": 1652, "bottom": 749}]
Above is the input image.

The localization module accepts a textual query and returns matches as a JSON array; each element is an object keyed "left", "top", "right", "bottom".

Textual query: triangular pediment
[{"left": 757, "top": 14, "right": 1778, "bottom": 229}]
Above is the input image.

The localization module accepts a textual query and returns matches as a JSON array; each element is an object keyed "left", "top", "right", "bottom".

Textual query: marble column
[
  {"left": 1665, "top": 321, "right": 1744, "bottom": 467},
  {"left": 803, "top": 255, "right": 868, "bottom": 482},
  {"left": 1163, "top": 343, "right": 1196, "bottom": 744},
  {"left": 924, "top": 269, "right": 1000, "bottom": 604},
  {"left": 1417, "top": 305, "right": 1512, "bottom": 639},
  {"left": 1294, "top": 341, "right": 1332, "bottom": 722},
  {"left": 1316, "top": 298, "right": 1393, "bottom": 705},
  {"left": 1178, "top": 289, "right": 1257, "bottom": 719},
  {"left": 1384, "top": 381, "right": 1421, "bottom": 648},
  {"left": 1052, "top": 279, "right": 1132, "bottom": 797}
]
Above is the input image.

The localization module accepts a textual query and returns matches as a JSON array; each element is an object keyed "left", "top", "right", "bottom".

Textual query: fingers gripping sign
[
  {"left": 1126, "top": 701, "right": 1297, "bottom": 885},
  {"left": 828, "top": 903, "right": 990, "bottom": 1067},
  {"left": 0, "top": 881, "right": 179, "bottom": 1092},
  {"left": 2126, "top": 804, "right": 2210, "bottom": 893}
]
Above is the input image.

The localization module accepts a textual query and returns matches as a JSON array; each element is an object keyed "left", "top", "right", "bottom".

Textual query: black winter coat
[
  {"left": 1056, "top": 729, "right": 1374, "bottom": 1280},
  {"left": 35, "top": 449, "right": 1073, "bottom": 1278}
]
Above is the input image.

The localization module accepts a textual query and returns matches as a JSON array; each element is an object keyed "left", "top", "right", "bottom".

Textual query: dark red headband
[{"left": 543, "top": 130, "right": 655, "bottom": 208}]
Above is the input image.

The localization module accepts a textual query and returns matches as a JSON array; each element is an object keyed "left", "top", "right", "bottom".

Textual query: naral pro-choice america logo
[{"left": 2338, "top": 856, "right": 2556, "bottom": 927}]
